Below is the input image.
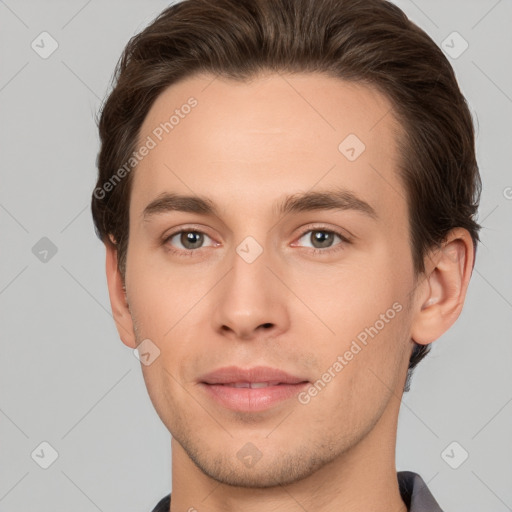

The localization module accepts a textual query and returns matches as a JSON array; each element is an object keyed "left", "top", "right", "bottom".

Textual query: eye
[
  {"left": 162, "top": 226, "right": 350, "bottom": 257},
  {"left": 294, "top": 227, "right": 349, "bottom": 253},
  {"left": 164, "top": 229, "right": 216, "bottom": 253}
]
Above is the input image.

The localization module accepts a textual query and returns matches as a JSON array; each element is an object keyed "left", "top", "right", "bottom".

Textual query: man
[{"left": 91, "top": 0, "right": 482, "bottom": 510}]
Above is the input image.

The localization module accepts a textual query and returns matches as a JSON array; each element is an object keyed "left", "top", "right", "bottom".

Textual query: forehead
[{"left": 132, "top": 72, "right": 407, "bottom": 225}]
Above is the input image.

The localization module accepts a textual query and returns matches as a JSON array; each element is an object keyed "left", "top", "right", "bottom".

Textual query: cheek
[
  {"left": 298, "top": 306, "right": 409, "bottom": 439},
  {"left": 287, "top": 250, "right": 402, "bottom": 340},
  {"left": 125, "top": 252, "right": 210, "bottom": 339},
  {"left": 288, "top": 249, "right": 411, "bottom": 386}
]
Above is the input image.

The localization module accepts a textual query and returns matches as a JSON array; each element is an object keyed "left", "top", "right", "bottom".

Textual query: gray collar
[{"left": 398, "top": 471, "right": 444, "bottom": 511}]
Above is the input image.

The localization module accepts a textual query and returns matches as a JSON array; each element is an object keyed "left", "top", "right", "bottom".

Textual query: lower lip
[{"left": 200, "top": 382, "right": 309, "bottom": 412}]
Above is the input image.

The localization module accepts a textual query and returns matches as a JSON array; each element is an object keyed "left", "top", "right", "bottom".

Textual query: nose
[{"left": 211, "top": 244, "right": 290, "bottom": 341}]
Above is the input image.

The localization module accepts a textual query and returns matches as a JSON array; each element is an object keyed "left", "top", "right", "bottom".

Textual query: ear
[
  {"left": 410, "top": 228, "right": 475, "bottom": 345},
  {"left": 105, "top": 238, "right": 137, "bottom": 348}
]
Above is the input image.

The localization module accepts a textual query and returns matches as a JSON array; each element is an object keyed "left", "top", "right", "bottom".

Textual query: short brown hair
[{"left": 91, "top": 0, "right": 482, "bottom": 388}]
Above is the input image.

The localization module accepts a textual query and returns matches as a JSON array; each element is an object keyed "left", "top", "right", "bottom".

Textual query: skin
[{"left": 105, "top": 72, "right": 474, "bottom": 512}]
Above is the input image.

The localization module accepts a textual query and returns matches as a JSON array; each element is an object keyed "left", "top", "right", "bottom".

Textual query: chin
[{"left": 182, "top": 437, "right": 339, "bottom": 488}]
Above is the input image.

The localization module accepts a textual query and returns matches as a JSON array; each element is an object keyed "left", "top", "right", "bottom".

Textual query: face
[{"left": 118, "top": 72, "right": 424, "bottom": 487}]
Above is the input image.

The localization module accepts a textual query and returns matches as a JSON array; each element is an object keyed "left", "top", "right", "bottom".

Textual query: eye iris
[
  {"left": 312, "top": 231, "right": 333, "bottom": 248},
  {"left": 181, "top": 231, "right": 203, "bottom": 249}
]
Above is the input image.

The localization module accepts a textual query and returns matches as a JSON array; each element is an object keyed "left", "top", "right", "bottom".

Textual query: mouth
[
  {"left": 212, "top": 381, "right": 297, "bottom": 388},
  {"left": 199, "top": 365, "right": 308, "bottom": 385},
  {"left": 198, "top": 366, "right": 310, "bottom": 412}
]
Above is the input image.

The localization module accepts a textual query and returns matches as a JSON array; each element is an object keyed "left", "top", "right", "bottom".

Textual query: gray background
[{"left": 0, "top": 0, "right": 511, "bottom": 510}]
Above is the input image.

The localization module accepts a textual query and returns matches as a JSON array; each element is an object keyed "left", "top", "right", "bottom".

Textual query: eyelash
[{"left": 162, "top": 225, "right": 351, "bottom": 257}]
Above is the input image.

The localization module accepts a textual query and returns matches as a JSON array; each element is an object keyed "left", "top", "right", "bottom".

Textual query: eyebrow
[{"left": 142, "top": 188, "right": 378, "bottom": 221}]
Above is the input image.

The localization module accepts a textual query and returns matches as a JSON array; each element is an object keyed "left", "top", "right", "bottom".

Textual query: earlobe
[
  {"left": 410, "top": 228, "right": 474, "bottom": 346},
  {"left": 105, "top": 241, "right": 137, "bottom": 348}
]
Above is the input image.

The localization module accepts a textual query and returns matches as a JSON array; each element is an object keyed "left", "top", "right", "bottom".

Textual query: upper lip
[{"left": 199, "top": 366, "right": 309, "bottom": 385}]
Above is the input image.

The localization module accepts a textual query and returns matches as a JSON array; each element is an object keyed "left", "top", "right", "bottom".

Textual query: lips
[
  {"left": 199, "top": 365, "right": 308, "bottom": 386},
  {"left": 198, "top": 366, "right": 310, "bottom": 412},
  {"left": 220, "top": 381, "right": 282, "bottom": 388}
]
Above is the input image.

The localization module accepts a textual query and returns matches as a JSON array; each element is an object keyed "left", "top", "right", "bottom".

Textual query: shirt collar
[{"left": 397, "top": 471, "right": 444, "bottom": 511}]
